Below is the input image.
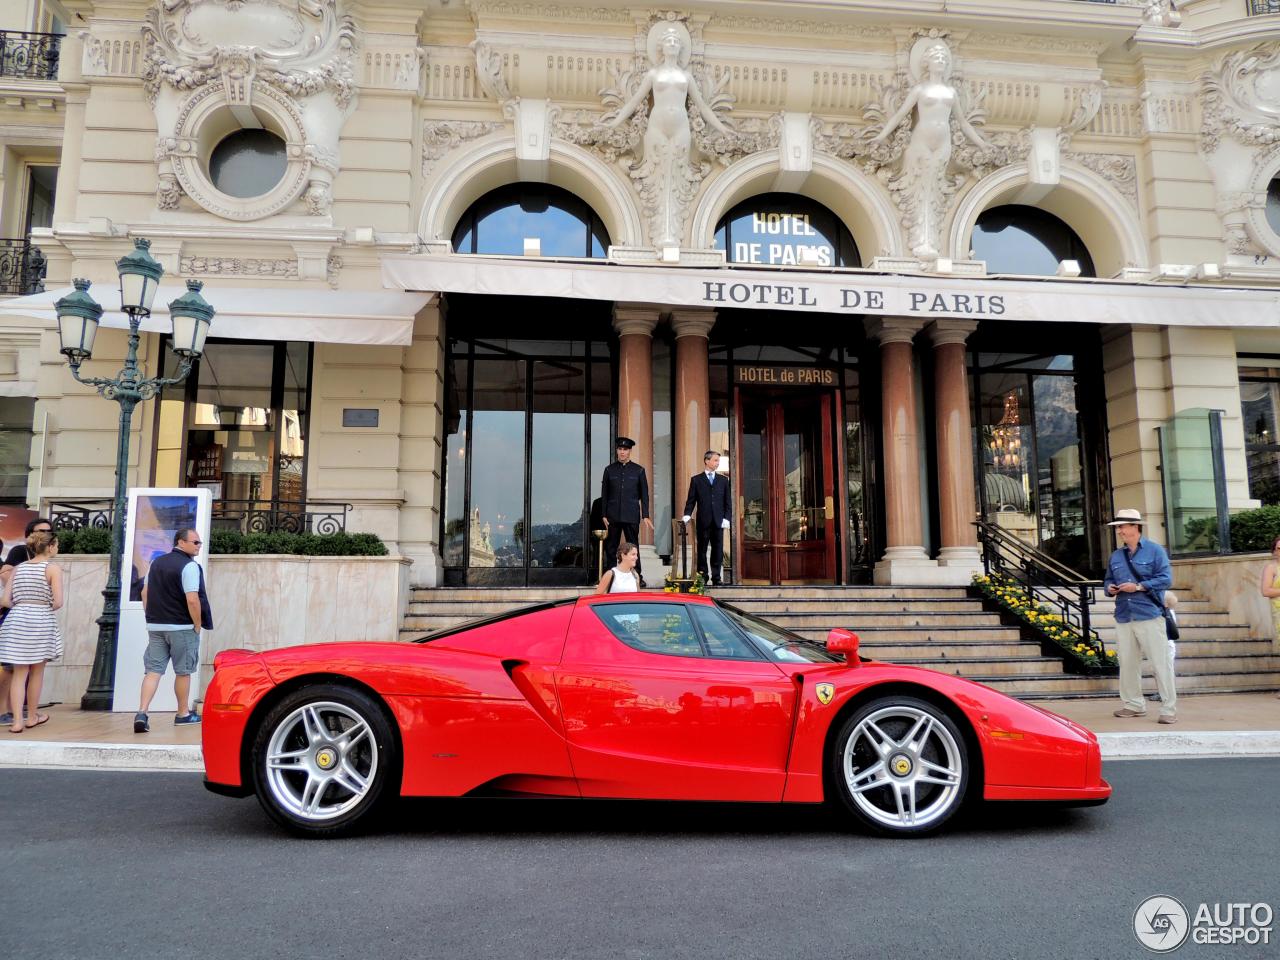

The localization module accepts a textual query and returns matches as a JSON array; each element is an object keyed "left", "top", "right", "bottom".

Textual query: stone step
[
  {"left": 694, "top": 598, "right": 988, "bottom": 613},
  {"left": 882, "top": 656, "right": 1066, "bottom": 677},
  {"left": 1172, "top": 639, "right": 1279, "bottom": 657},
  {"left": 1096, "top": 625, "right": 1255, "bottom": 641},
  {"left": 404, "top": 600, "right": 989, "bottom": 618},
  {"left": 712, "top": 586, "right": 971, "bottom": 599},
  {"left": 791, "top": 626, "right": 1023, "bottom": 642},
  {"left": 976, "top": 671, "right": 1280, "bottom": 697},
  {"left": 1168, "top": 654, "right": 1280, "bottom": 674},
  {"left": 739, "top": 612, "right": 1008, "bottom": 628},
  {"left": 1091, "top": 612, "right": 1233, "bottom": 626},
  {"left": 861, "top": 640, "right": 1046, "bottom": 659}
]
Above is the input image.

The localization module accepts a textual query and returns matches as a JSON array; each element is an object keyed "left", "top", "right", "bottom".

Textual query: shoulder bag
[{"left": 1119, "top": 548, "right": 1179, "bottom": 640}]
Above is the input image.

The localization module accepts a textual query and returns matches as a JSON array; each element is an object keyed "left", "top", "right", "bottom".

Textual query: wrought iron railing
[
  {"left": 975, "top": 519, "right": 1106, "bottom": 658},
  {"left": 0, "top": 31, "right": 61, "bottom": 81},
  {"left": 49, "top": 498, "right": 351, "bottom": 535},
  {"left": 1249, "top": 0, "right": 1280, "bottom": 14},
  {"left": 0, "top": 239, "right": 46, "bottom": 296}
]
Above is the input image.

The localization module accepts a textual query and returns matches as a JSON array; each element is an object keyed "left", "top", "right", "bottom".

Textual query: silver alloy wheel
[
  {"left": 264, "top": 700, "right": 379, "bottom": 822},
  {"left": 841, "top": 704, "right": 963, "bottom": 830}
]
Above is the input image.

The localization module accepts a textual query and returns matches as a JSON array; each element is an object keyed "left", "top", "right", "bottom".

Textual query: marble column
[
  {"left": 928, "top": 319, "right": 983, "bottom": 580},
  {"left": 670, "top": 308, "right": 717, "bottom": 501},
  {"left": 866, "top": 317, "right": 936, "bottom": 584},
  {"left": 612, "top": 304, "right": 660, "bottom": 544}
]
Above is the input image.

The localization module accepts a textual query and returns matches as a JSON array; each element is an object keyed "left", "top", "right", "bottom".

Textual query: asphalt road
[{"left": 1, "top": 759, "right": 1275, "bottom": 960}]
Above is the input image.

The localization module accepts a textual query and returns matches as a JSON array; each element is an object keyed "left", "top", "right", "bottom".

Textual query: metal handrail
[
  {"left": 0, "top": 30, "right": 61, "bottom": 81},
  {"left": 1248, "top": 0, "right": 1280, "bottom": 15},
  {"left": 974, "top": 519, "right": 1106, "bottom": 658},
  {"left": 48, "top": 497, "right": 352, "bottom": 535}
]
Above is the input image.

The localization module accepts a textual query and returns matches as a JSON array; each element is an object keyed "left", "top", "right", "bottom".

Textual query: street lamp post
[{"left": 55, "top": 238, "right": 214, "bottom": 711}]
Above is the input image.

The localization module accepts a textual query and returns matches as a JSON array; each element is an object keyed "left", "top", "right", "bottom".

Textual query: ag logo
[
  {"left": 1134, "top": 895, "right": 1190, "bottom": 953},
  {"left": 815, "top": 683, "right": 834, "bottom": 705}
]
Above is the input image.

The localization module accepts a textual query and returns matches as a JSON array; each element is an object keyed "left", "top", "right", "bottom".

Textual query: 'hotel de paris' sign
[{"left": 381, "top": 255, "right": 1280, "bottom": 328}]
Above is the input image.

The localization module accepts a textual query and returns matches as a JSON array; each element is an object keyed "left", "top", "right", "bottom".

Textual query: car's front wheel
[
  {"left": 250, "top": 684, "right": 397, "bottom": 837},
  {"left": 830, "top": 695, "right": 969, "bottom": 836}
]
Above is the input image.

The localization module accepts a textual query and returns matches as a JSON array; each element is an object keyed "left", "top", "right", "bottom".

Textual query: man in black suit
[
  {"left": 682, "top": 450, "right": 731, "bottom": 586},
  {"left": 601, "top": 436, "right": 653, "bottom": 583}
]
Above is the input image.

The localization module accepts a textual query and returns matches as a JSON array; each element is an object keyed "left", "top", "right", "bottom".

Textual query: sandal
[
  {"left": 24, "top": 714, "right": 49, "bottom": 729},
  {"left": 8, "top": 725, "right": 23, "bottom": 734}
]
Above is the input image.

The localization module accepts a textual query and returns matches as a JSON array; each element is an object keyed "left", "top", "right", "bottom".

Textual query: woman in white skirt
[
  {"left": 0, "top": 530, "right": 63, "bottom": 732},
  {"left": 597, "top": 542, "right": 641, "bottom": 594}
]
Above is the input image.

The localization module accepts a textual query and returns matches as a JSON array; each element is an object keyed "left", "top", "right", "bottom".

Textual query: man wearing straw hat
[{"left": 1103, "top": 508, "right": 1177, "bottom": 723}]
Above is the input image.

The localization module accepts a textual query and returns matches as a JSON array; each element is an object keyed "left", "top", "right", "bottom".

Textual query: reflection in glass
[
  {"left": 451, "top": 183, "right": 609, "bottom": 258},
  {"left": 844, "top": 370, "right": 867, "bottom": 575},
  {"left": 1033, "top": 374, "right": 1084, "bottom": 564},
  {"left": 714, "top": 193, "right": 860, "bottom": 267},
  {"left": 442, "top": 354, "right": 469, "bottom": 566},
  {"left": 1240, "top": 361, "right": 1280, "bottom": 506},
  {"left": 470, "top": 359, "right": 525, "bottom": 567},
  {"left": 531, "top": 360, "right": 586, "bottom": 569},
  {"left": 980, "top": 377, "right": 1034, "bottom": 542},
  {"left": 209, "top": 129, "right": 287, "bottom": 199},
  {"left": 972, "top": 205, "right": 1096, "bottom": 277},
  {"left": 782, "top": 403, "right": 824, "bottom": 543},
  {"left": 709, "top": 364, "right": 732, "bottom": 577},
  {"left": 1268, "top": 180, "right": 1280, "bottom": 238},
  {"left": 741, "top": 402, "right": 768, "bottom": 544},
  {"left": 0, "top": 397, "right": 35, "bottom": 503}
]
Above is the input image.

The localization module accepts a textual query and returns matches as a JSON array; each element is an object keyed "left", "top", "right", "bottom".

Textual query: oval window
[
  {"left": 209, "top": 129, "right": 288, "bottom": 199},
  {"left": 1266, "top": 177, "right": 1280, "bottom": 238}
]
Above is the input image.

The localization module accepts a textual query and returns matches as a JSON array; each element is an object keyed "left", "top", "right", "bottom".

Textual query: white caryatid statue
[
  {"left": 605, "top": 20, "right": 730, "bottom": 248},
  {"left": 872, "top": 37, "right": 992, "bottom": 260}
]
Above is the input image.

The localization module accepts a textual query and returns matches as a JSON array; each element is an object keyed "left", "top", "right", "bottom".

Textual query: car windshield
[{"left": 717, "top": 603, "right": 843, "bottom": 663}]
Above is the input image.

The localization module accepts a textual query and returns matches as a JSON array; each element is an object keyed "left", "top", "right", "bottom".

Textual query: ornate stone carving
[
  {"left": 860, "top": 32, "right": 1005, "bottom": 260},
  {"left": 142, "top": 0, "right": 359, "bottom": 220},
  {"left": 180, "top": 255, "right": 300, "bottom": 277},
  {"left": 1201, "top": 44, "right": 1280, "bottom": 154},
  {"left": 422, "top": 120, "right": 505, "bottom": 175},
  {"left": 1143, "top": 0, "right": 1182, "bottom": 27},
  {"left": 466, "top": 2, "right": 632, "bottom": 23},
  {"left": 1064, "top": 151, "right": 1139, "bottom": 208},
  {"left": 157, "top": 173, "right": 184, "bottom": 210},
  {"left": 326, "top": 253, "right": 342, "bottom": 287},
  {"left": 707, "top": 14, "right": 890, "bottom": 40}
]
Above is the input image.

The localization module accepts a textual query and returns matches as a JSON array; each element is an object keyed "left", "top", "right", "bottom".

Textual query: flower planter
[
  {"left": 968, "top": 577, "right": 1119, "bottom": 676},
  {"left": 663, "top": 577, "right": 701, "bottom": 594}
]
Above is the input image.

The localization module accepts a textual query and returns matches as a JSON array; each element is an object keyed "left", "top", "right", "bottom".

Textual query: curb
[
  {"left": 0, "top": 740, "right": 202, "bottom": 772},
  {"left": 3, "top": 731, "right": 1279, "bottom": 772},
  {"left": 1097, "top": 730, "right": 1280, "bottom": 760}
]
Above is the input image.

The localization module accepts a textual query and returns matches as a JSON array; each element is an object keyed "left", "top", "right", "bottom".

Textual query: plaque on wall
[
  {"left": 343, "top": 408, "right": 379, "bottom": 428},
  {"left": 734, "top": 365, "right": 837, "bottom": 387}
]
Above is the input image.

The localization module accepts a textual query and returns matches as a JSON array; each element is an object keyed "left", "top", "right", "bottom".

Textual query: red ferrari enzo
[{"left": 202, "top": 593, "right": 1110, "bottom": 837}]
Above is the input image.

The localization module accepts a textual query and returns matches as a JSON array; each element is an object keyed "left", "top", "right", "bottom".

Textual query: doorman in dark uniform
[
  {"left": 601, "top": 436, "right": 653, "bottom": 584},
  {"left": 682, "top": 450, "right": 732, "bottom": 585}
]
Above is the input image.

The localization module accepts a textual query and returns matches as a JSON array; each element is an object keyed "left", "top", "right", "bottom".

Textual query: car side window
[
  {"left": 592, "top": 603, "right": 704, "bottom": 658},
  {"left": 690, "top": 604, "right": 760, "bottom": 659}
]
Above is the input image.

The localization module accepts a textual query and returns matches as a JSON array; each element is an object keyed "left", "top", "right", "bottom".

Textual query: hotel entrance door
[{"left": 736, "top": 390, "right": 838, "bottom": 584}]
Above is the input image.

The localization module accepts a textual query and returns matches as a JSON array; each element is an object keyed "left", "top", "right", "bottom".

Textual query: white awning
[
  {"left": 0, "top": 285, "right": 432, "bottom": 346},
  {"left": 381, "top": 253, "right": 1280, "bottom": 329}
]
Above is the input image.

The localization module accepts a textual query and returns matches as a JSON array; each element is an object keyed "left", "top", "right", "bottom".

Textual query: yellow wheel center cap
[
  {"left": 891, "top": 755, "right": 912, "bottom": 776},
  {"left": 316, "top": 748, "right": 337, "bottom": 770}
]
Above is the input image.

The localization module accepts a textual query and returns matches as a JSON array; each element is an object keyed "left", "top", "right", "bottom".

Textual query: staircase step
[
  {"left": 791, "top": 626, "right": 1023, "bottom": 642},
  {"left": 977, "top": 671, "right": 1280, "bottom": 697},
  {"left": 861, "top": 640, "right": 1046, "bottom": 659},
  {"left": 882, "top": 656, "right": 1067, "bottom": 677},
  {"left": 757, "top": 612, "right": 1008, "bottom": 628}
]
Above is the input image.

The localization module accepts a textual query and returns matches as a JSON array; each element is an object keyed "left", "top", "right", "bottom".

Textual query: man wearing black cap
[{"left": 601, "top": 437, "right": 653, "bottom": 585}]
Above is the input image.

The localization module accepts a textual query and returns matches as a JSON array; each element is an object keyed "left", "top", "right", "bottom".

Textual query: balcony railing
[
  {"left": 0, "top": 239, "right": 46, "bottom": 296},
  {"left": 1249, "top": 0, "right": 1280, "bottom": 13},
  {"left": 49, "top": 498, "right": 352, "bottom": 536},
  {"left": 0, "top": 30, "right": 61, "bottom": 81}
]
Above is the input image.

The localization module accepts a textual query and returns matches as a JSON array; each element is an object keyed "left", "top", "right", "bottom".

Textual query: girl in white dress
[
  {"left": 0, "top": 530, "right": 62, "bottom": 733},
  {"left": 597, "top": 542, "right": 641, "bottom": 594}
]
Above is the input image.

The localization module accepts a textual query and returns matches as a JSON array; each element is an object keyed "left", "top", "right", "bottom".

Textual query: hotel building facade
[{"left": 1, "top": 0, "right": 1280, "bottom": 602}]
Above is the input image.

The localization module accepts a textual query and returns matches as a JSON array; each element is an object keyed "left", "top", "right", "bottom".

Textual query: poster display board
[{"left": 112, "top": 488, "right": 212, "bottom": 712}]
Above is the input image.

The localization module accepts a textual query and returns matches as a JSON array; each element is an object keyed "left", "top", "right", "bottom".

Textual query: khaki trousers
[{"left": 1116, "top": 616, "right": 1177, "bottom": 717}]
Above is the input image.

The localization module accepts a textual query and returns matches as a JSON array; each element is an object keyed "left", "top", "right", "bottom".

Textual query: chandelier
[{"left": 989, "top": 391, "right": 1022, "bottom": 471}]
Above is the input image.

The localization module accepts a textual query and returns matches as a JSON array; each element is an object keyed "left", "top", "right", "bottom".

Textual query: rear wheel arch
[
  {"left": 239, "top": 672, "right": 404, "bottom": 796},
  {"left": 820, "top": 681, "right": 984, "bottom": 803}
]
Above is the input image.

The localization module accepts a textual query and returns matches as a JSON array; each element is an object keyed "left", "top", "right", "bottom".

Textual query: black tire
[
  {"left": 829, "top": 695, "right": 969, "bottom": 837},
  {"left": 250, "top": 683, "right": 398, "bottom": 837}
]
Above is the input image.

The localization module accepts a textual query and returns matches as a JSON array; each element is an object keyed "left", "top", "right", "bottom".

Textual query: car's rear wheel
[
  {"left": 830, "top": 696, "right": 969, "bottom": 836},
  {"left": 250, "top": 684, "right": 397, "bottom": 837}
]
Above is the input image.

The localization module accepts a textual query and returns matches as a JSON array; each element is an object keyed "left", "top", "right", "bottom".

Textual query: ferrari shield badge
[{"left": 815, "top": 683, "right": 834, "bottom": 705}]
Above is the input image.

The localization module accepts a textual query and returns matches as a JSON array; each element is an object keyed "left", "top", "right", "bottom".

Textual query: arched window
[
  {"left": 1266, "top": 177, "right": 1280, "bottom": 238},
  {"left": 451, "top": 183, "right": 610, "bottom": 258},
  {"left": 971, "top": 205, "right": 1096, "bottom": 277},
  {"left": 714, "top": 193, "right": 860, "bottom": 267}
]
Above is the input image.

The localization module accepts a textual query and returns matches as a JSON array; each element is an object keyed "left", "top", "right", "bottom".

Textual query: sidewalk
[{"left": 0, "top": 693, "right": 1277, "bottom": 772}]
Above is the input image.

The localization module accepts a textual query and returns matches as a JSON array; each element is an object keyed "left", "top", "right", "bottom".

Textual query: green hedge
[
  {"left": 1184, "top": 505, "right": 1280, "bottom": 553},
  {"left": 54, "top": 526, "right": 388, "bottom": 557}
]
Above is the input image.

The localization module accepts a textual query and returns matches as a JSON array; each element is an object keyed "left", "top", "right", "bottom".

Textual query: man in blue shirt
[{"left": 1103, "top": 508, "right": 1176, "bottom": 723}]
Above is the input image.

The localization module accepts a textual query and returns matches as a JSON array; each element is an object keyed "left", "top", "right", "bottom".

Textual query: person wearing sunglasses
[{"left": 136, "top": 527, "right": 213, "bottom": 732}]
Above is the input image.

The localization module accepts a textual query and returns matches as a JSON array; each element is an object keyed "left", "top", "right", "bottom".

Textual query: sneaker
[
  {"left": 174, "top": 712, "right": 201, "bottom": 725},
  {"left": 1113, "top": 707, "right": 1147, "bottom": 718},
  {"left": 0, "top": 709, "right": 28, "bottom": 724},
  {"left": 134, "top": 712, "right": 149, "bottom": 733},
  {"left": 1158, "top": 715, "right": 1177, "bottom": 724}
]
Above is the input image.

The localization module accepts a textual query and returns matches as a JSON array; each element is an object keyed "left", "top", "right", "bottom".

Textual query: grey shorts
[{"left": 144, "top": 629, "right": 200, "bottom": 676}]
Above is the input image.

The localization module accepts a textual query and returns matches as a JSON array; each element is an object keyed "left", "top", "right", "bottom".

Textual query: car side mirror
[{"left": 826, "top": 628, "right": 860, "bottom": 665}]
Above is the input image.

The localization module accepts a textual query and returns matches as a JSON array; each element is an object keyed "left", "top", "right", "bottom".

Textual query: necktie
[{"left": 706, "top": 473, "right": 714, "bottom": 485}]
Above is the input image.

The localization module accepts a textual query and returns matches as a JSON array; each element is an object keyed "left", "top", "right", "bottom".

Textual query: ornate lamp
[
  {"left": 115, "top": 237, "right": 164, "bottom": 313},
  {"left": 55, "top": 278, "right": 104, "bottom": 361},
  {"left": 168, "top": 279, "right": 215, "bottom": 358}
]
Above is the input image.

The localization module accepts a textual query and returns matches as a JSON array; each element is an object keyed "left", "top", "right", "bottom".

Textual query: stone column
[
  {"left": 613, "top": 304, "right": 660, "bottom": 544},
  {"left": 670, "top": 308, "right": 716, "bottom": 499},
  {"left": 866, "top": 317, "right": 935, "bottom": 584},
  {"left": 397, "top": 294, "right": 445, "bottom": 586},
  {"left": 927, "top": 319, "right": 982, "bottom": 580}
]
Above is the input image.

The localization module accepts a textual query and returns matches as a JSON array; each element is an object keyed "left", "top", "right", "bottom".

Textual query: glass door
[{"left": 735, "top": 390, "right": 837, "bottom": 584}]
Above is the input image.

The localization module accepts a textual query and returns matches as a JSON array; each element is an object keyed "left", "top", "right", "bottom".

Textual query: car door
[{"left": 554, "top": 599, "right": 798, "bottom": 801}]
